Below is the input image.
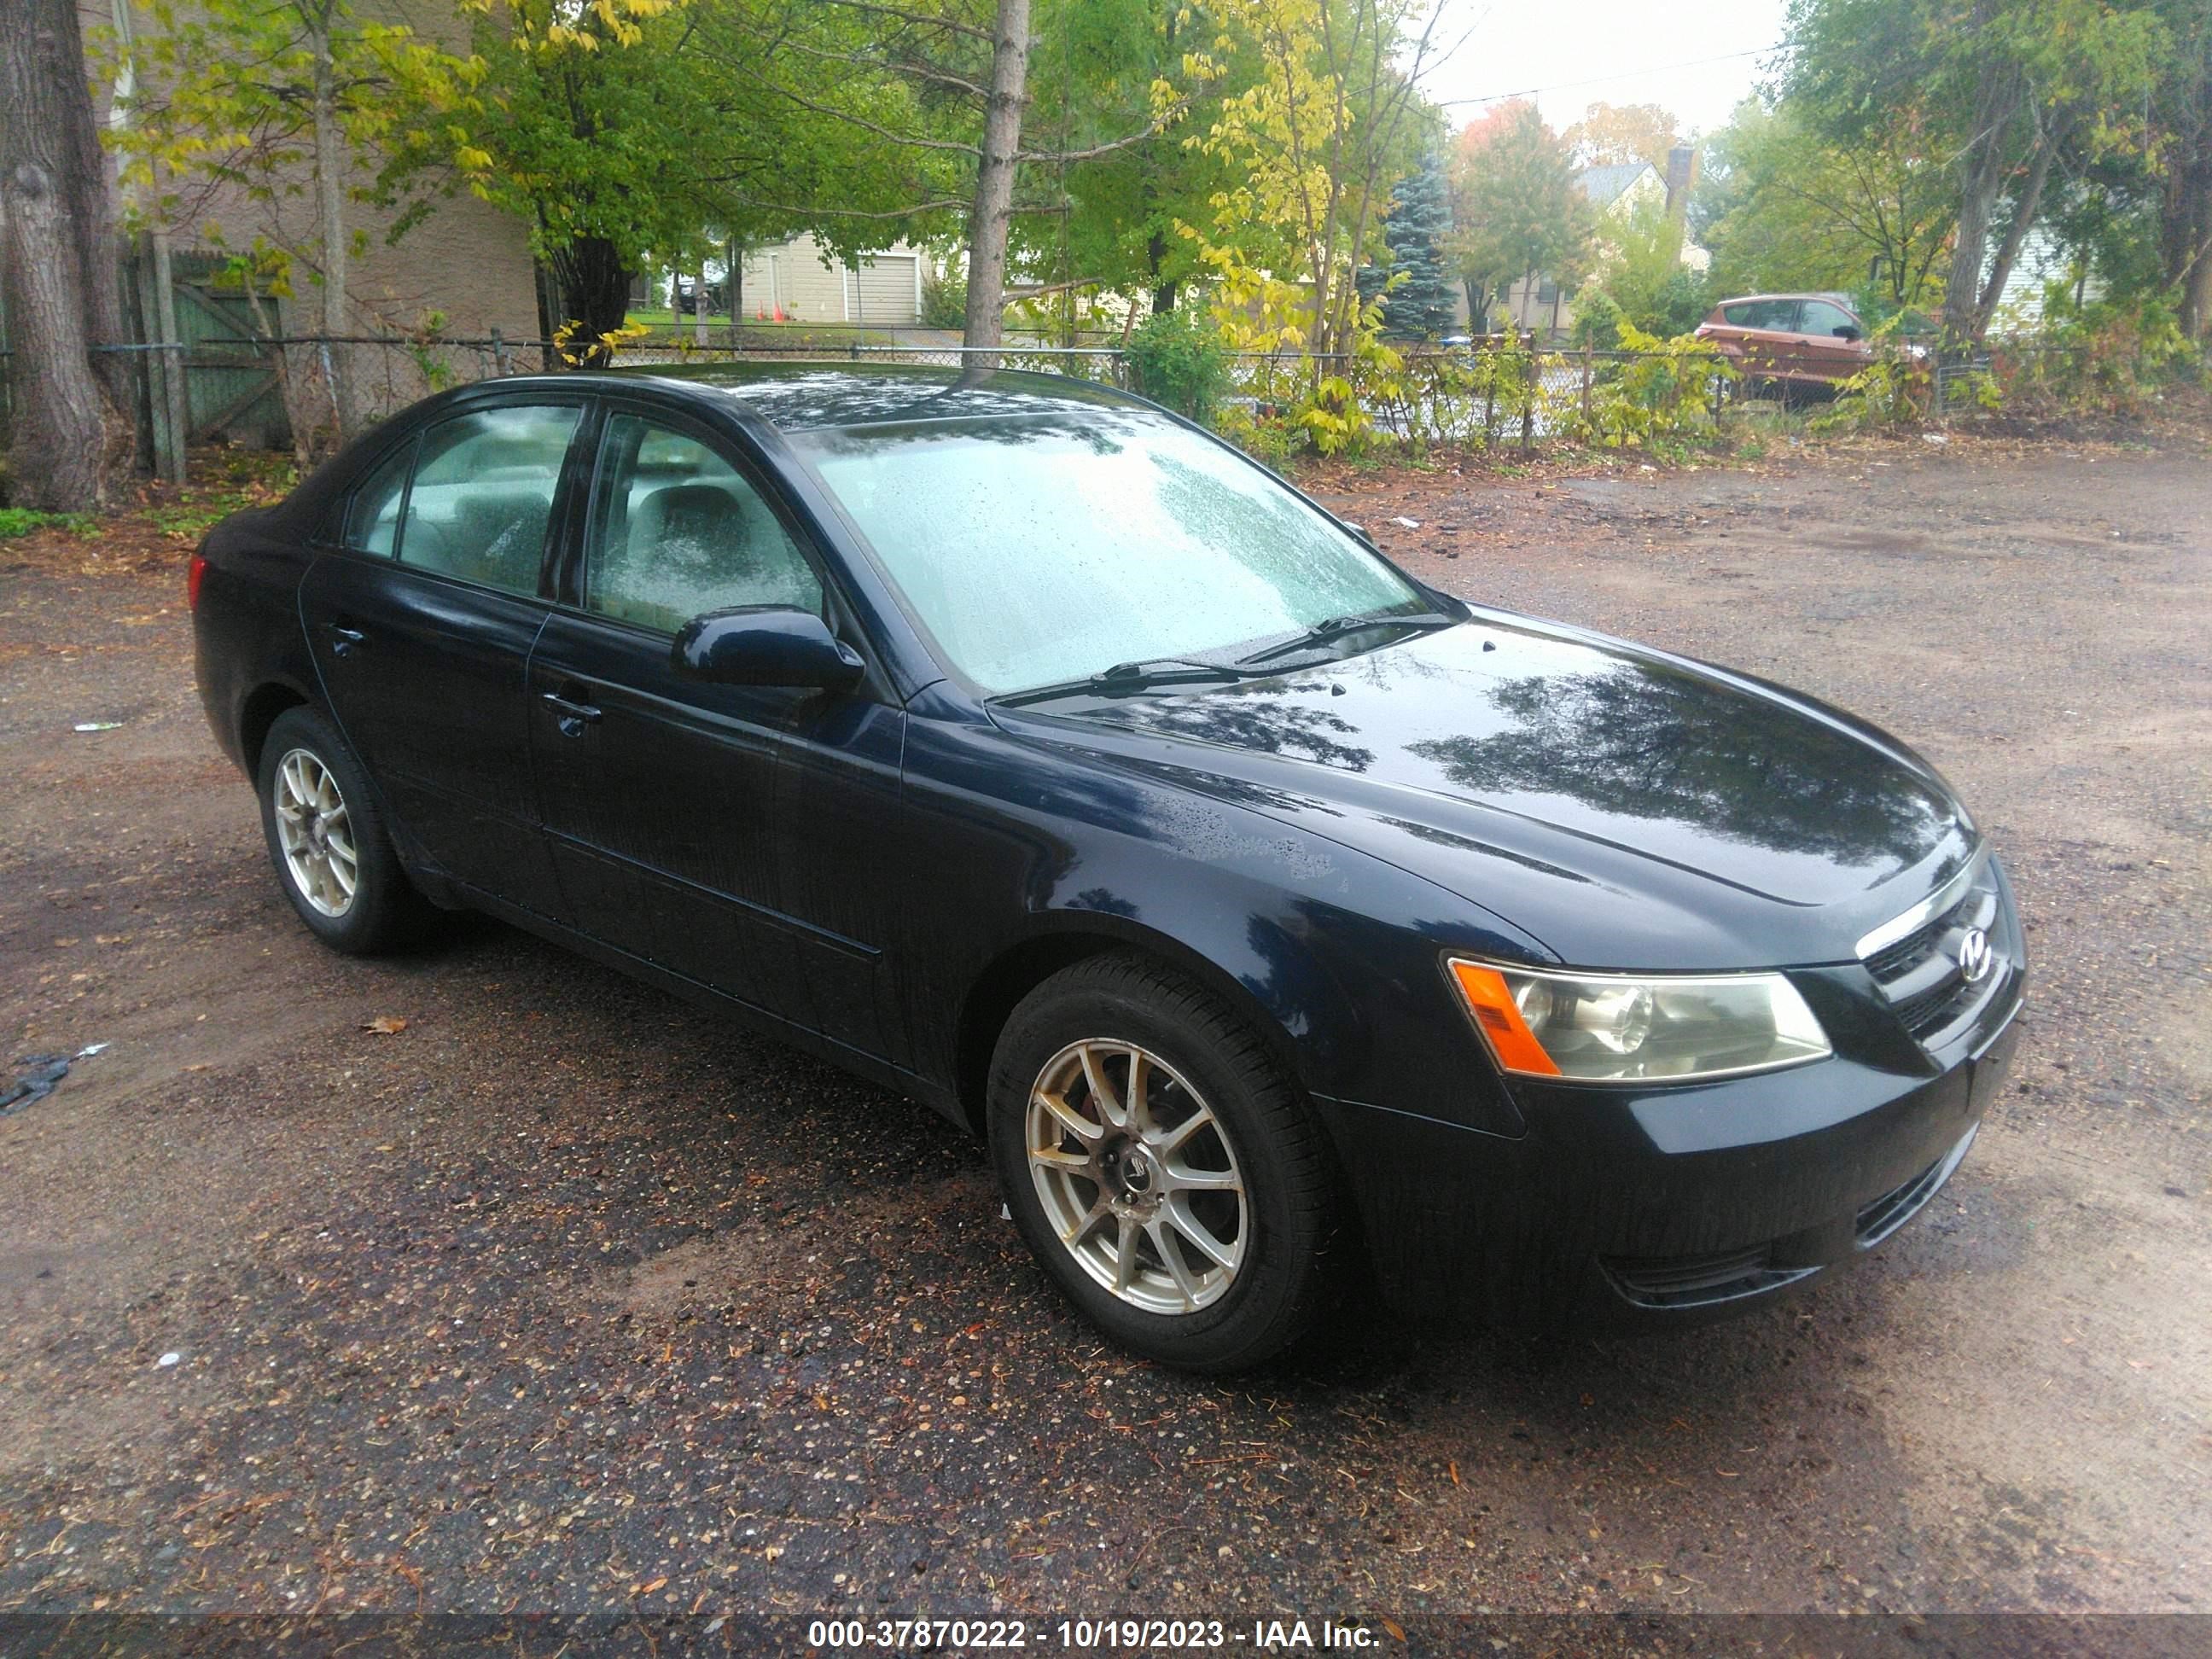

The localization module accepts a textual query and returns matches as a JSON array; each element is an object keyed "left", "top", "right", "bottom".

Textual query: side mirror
[
  {"left": 1834, "top": 326, "right": 1861, "bottom": 342},
  {"left": 673, "top": 606, "right": 865, "bottom": 692}
]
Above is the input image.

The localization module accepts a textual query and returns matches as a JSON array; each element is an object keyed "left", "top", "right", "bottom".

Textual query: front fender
[{"left": 899, "top": 708, "right": 1534, "bottom": 1139}]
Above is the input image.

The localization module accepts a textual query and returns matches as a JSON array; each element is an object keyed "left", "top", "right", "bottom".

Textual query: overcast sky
[{"left": 1421, "top": 0, "right": 1792, "bottom": 140}]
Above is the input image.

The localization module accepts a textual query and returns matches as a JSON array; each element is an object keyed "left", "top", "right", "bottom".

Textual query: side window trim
[{"left": 562, "top": 400, "right": 835, "bottom": 629}]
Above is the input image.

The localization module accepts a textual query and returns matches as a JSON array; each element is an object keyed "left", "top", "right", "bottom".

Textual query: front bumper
[{"left": 1311, "top": 989, "right": 2023, "bottom": 1332}]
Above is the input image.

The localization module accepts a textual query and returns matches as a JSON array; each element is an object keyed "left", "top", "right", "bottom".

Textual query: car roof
[
  {"left": 1716, "top": 292, "right": 1858, "bottom": 309},
  {"left": 597, "top": 360, "right": 1144, "bottom": 434}
]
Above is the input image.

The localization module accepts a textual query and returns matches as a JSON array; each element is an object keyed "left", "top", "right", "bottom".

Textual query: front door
[
  {"left": 527, "top": 407, "right": 891, "bottom": 1041},
  {"left": 300, "top": 401, "right": 585, "bottom": 917},
  {"left": 1792, "top": 297, "right": 1871, "bottom": 386},
  {"left": 1714, "top": 297, "right": 1803, "bottom": 385}
]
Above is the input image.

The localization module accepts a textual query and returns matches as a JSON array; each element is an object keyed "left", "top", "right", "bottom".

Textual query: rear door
[
  {"left": 300, "top": 399, "right": 587, "bottom": 917},
  {"left": 1715, "top": 298, "right": 1803, "bottom": 382},
  {"left": 527, "top": 404, "right": 900, "bottom": 1051}
]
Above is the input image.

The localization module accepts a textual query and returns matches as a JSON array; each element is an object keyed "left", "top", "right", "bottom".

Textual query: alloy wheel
[
  {"left": 1024, "top": 1039, "right": 1249, "bottom": 1315},
  {"left": 272, "top": 747, "right": 358, "bottom": 918}
]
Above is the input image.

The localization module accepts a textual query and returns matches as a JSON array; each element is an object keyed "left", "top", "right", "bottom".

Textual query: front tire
[
  {"left": 256, "top": 706, "right": 428, "bottom": 954},
  {"left": 988, "top": 954, "right": 1345, "bottom": 1371}
]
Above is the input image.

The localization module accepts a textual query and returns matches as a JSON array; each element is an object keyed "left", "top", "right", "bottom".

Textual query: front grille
[
  {"left": 1862, "top": 861, "right": 2007, "bottom": 1045},
  {"left": 1601, "top": 1244, "right": 1819, "bottom": 1310},
  {"left": 1864, "top": 912, "right": 1951, "bottom": 983}
]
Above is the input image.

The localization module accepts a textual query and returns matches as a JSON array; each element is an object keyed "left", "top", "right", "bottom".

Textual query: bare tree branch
[
  {"left": 728, "top": 197, "right": 970, "bottom": 218},
  {"left": 771, "top": 37, "right": 991, "bottom": 101},
  {"left": 1016, "top": 106, "right": 1181, "bottom": 165},
  {"left": 755, "top": 79, "right": 983, "bottom": 154},
  {"left": 807, "top": 0, "right": 994, "bottom": 46}
]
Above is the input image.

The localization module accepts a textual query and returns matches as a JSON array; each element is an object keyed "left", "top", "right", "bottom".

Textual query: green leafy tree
[
  {"left": 1585, "top": 197, "right": 1710, "bottom": 336},
  {"left": 375, "top": 2, "right": 942, "bottom": 353},
  {"left": 1785, "top": 0, "right": 2167, "bottom": 341},
  {"left": 721, "top": 0, "right": 1194, "bottom": 352},
  {"left": 102, "top": 0, "right": 463, "bottom": 441},
  {"left": 1034, "top": 1, "right": 1257, "bottom": 320},
  {"left": 1697, "top": 96, "right": 1953, "bottom": 306},
  {"left": 1447, "top": 102, "right": 1594, "bottom": 329}
]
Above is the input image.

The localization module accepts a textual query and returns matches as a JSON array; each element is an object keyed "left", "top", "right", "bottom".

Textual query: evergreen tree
[{"left": 1372, "top": 148, "right": 1456, "bottom": 339}]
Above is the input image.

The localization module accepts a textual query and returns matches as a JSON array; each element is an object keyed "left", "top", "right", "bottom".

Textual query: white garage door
[{"left": 846, "top": 255, "right": 921, "bottom": 325}]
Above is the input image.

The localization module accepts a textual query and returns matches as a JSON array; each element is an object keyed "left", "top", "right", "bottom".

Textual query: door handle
[
  {"left": 326, "top": 625, "right": 367, "bottom": 659},
  {"left": 540, "top": 689, "right": 602, "bottom": 731}
]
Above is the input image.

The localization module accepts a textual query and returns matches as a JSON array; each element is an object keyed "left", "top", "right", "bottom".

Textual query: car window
[
  {"left": 398, "top": 405, "right": 581, "bottom": 596},
  {"left": 1799, "top": 300, "right": 1860, "bottom": 337},
  {"left": 343, "top": 438, "right": 415, "bottom": 556},
  {"left": 1722, "top": 299, "right": 1802, "bottom": 331},
  {"left": 794, "top": 410, "right": 1426, "bottom": 695},
  {"left": 582, "top": 413, "right": 823, "bottom": 634}
]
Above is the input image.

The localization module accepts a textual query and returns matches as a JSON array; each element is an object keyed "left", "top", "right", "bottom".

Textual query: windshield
[{"left": 793, "top": 410, "right": 1427, "bottom": 694}]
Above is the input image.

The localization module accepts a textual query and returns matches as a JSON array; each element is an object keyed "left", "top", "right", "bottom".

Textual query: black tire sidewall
[
  {"left": 255, "top": 707, "right": 416, "bottom": 954},
  {"left": 987, "top": 958, "right": 1337, "bottom": 1371}
]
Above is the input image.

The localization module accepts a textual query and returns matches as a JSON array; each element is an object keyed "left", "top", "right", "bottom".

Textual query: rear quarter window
[{"left": 343, "top": 438, "right": 416, "bottom": 556}]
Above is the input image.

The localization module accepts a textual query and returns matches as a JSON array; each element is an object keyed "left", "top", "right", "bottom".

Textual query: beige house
[{"left": 736, "top": 236, "right": 934, "bottom": 329}]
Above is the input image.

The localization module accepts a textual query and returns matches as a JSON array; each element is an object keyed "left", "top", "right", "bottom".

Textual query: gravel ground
[{"left": 1, "top": 434, "right": 2206, "bottom": 1630}]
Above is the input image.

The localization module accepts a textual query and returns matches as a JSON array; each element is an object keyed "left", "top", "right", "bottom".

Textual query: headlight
[{"left": 1447, "top": 959, "right": 1831, "bottom": 1083}]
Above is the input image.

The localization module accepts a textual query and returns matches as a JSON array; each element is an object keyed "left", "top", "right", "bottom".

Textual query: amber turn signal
[{"left": 1448, "top": 960, "right": 1563, "bottom": 1076}]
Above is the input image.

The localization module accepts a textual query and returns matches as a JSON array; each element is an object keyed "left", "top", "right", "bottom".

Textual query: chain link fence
[{"left": 9, "top": 327, "right": 2128, "bottom": 480}]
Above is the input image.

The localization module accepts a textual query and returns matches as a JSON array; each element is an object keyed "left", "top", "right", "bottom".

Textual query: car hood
[{"left": 988, "top": 610, "right": 1978, "bottom": 971}]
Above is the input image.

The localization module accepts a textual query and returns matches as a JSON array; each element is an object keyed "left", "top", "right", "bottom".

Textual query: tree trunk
[
  {"left": 2, "top": 163, "right": 108, "bottom": 509},
  {"left": 1, "top": 0, "right": 117, "bottom": 510},
  {"left": 37, "top": 0, "right": 128, "bottom": 410},
  {"left": 694, "top": 266, "right": 709, "bottom": 346},
  {"left": 728, "top": 236, "right": 744, "bottom": 346},
  {"left": 2164, "top": 130, "right": 2212, "bottom": 338},
  {"left": 1942, "top": 29, "right": 2022, "bottom": 344},
  {"left": 1146, "top": 229, "right": 1176, "bottom": 314},
  {"left": 962, "top": 0, "right": 1032, "bottom": 365},
  {"left": 308, "top": 9, "right": 356, "bottom": 444},
  {"left": 547, "top": 236, "right": 634, "bottom": 364},
  {"left": 1974, "top": 125, "right": 2060, "bottom": 338}
]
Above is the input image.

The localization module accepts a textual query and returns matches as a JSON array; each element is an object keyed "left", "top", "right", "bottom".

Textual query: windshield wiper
[
  {"left": 1236, "top": 608, "right": 1458, "bottom": 667},
  {"left": 993, "top": 657, "right": 1249, "bottom": 708}
]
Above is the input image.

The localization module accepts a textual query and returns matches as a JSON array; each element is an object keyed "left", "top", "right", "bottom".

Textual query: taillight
[{"left": 188, "top": 552, "right": 207, "bottom": 610}]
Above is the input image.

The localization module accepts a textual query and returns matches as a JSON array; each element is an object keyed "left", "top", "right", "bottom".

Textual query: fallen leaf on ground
[{"left": 362, "top": 1016, "right": 408, "bottom": 1035}]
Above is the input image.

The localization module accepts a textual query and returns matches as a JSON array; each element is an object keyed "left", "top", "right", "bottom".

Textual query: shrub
[
  {"left": 0, "top": 507, "right": 100, "bottom": 539},
  {"left": 2005, "top": 291, "right": 2198, "bottom": 417},
  {"left": 1569, "top": 290, "right": 1624, "bottom": 352},
  {"left": 1127, "top": 306, "right": 1231, "bottom": 422},
  {"left": 1566, "top": 323, "right": 1735, "bottom": 450},
  {"left": 1214, "top": 404, "right": 1303, "bottom": 470},
  {"left": 919, "top": 273, "right": 967, "bottom": 331}
]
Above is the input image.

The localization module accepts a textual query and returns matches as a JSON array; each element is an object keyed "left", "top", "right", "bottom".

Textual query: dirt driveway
[{"left": 2, "top": 435, "right": 2207, "bottom": 1627}]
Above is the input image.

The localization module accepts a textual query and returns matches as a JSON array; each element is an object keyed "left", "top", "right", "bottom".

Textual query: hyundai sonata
[{"left": 192, "top": 365, "right": 2024, "bottom": 1370}]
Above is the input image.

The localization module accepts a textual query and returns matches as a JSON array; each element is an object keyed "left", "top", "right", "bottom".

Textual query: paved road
[{"left": 1, "top": 438, "right": 2205, "bottom": 1625}]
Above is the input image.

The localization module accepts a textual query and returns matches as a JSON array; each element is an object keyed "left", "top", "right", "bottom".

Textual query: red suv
[{"left": 1695, "top": 293, "right": 1911, "bottom": 393}]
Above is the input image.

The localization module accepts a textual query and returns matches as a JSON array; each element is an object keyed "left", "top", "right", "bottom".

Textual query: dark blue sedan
[{"left": 192, "top": 365, "right": 2024, "bottom": 1370}]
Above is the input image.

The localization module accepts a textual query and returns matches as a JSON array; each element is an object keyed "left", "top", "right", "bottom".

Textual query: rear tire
[
  {"left": 256, "top": 706, "right": 429, "bottom": 954},
  {"left": 988, "top": 954, "right": 1347, "bottom": 1371}
]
